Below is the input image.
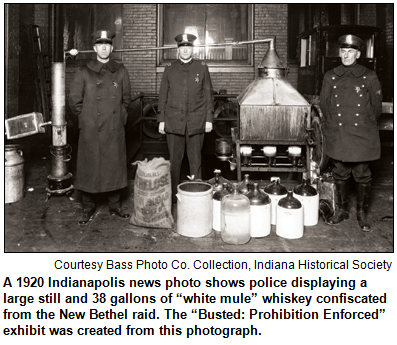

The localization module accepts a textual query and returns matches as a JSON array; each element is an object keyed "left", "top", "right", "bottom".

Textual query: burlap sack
[{"left": 130, "top": 157, "right": 174, "bottom": 228}]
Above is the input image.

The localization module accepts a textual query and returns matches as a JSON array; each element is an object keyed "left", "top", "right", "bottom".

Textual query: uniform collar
[
  {"left": 334, "top": 63, "right": 366, "bottom": 77},
  {"left": 179, "top": 58, "right": 194, "bottom": 65},
  {"left": 87, "top": 59, "right": 120, "bottom": 73}
]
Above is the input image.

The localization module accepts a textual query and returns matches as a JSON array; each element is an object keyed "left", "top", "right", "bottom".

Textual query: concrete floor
[{"left": 4, "top": 136, "right": 394, "bottom": 253}]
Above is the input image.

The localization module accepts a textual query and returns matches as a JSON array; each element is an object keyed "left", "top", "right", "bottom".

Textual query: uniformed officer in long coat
[
  {"left": 157, "top": 33, "right": 214, "bottom": 203},
  {"left": 320, "top": 34, "right": 383, "bottom": 231},
  {"left": 69, "top": 30, "right": 131, "bottom": 225}
]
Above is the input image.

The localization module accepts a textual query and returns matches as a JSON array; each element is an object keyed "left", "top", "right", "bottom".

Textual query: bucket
[
  {"left": 176, "top": 182, "right": 213, "bottom": 237},
  {"left": 5, "top": 144, "right": 25, "bottom": 203}
]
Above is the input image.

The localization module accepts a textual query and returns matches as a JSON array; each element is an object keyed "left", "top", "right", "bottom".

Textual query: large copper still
[{"left": 231, "top": 37, "right": 318, "bottom": 181}]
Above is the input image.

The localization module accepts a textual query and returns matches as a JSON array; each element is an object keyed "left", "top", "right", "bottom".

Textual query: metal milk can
[
  {"left": 262, "top": 177, "right": 287, "bottom": 225},
  {"left": 276, "top": 190, "right": 304, "bottom": 239},
  {"left": 246, "top": 182, "right": 271, "bottom": 237},
  {"left": 5, "top": 144, "right": 25, "bottom": 203},
  {"left": 293, "top": 179, "right": 319, "bottom": 226}
]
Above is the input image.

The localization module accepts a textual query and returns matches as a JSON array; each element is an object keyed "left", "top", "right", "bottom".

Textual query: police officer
[
  {"left": 69, "top": 30, "right": 131, "bottom": 225},
  {"left": 320, "top": 34, "right": 383, "bottom": 231},
  {"left": 157, "top": 33, "right": 214, "bottom": 204}
]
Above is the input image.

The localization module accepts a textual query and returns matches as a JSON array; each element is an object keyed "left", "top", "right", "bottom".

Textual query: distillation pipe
[{"left": 64, "top": 38, "right": 276, "bottom": 59}]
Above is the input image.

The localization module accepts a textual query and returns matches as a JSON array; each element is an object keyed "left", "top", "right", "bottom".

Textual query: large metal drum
[{"left": 5, "top": 144, "right": 25, "bottom": 203}]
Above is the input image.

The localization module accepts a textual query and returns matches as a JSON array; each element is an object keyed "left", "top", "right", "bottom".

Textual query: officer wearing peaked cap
[
  {"left": 158, "top": 33, "right": 214, "bottom": 204},
  {"left": 91, "top": 30, "right": 115, "bottom": 43},
  {"left": 320, "top": 34, "right": 382, "bottom": 232},
  {"left": 69, "top": 29, "right": 131, "bottom": 225}
]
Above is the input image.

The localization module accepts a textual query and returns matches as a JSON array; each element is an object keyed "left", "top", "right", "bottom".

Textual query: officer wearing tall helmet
[
  {"left": 157, "top": 33, "right": 214, "bottom": 204},
  {"left": 320, "top": 34, "right": 383, "bottom": 231},
  {"left": 69, "top": 30, "right": 131, "bottom": 225}
]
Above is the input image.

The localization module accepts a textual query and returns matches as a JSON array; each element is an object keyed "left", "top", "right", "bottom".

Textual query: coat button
[
  {"left": 333, "top": 86, "right": 337, "bottom": 88},
  {"left": 338, "top": 114, "right": 341, "bottom": 116},
  {"left": 97, "top": 82, "right": 101, "bottom": 85},
  {"left": 356, "top": 113, "right": 359, "bottom": 116},
  {"left": 97, "top": 112, "right": 101, "bottom": 116},
  {"left": 360, "top": 94, "right": 362, "bottom": 97},
  {"left": 335, "top": 95, "right": 338, "bottom": 97},
  {"left": 358, "top": 104, "right": 360, "bottom": 106},
  {"left": 332, "top": 77, "right": 335, "bottom": 79},
  {"left": 339, "top": 123, "right": 342, "bottom": 126},
  {"left": 362, "top": 85, "right": 365, "bottom": 87},
  {"left": 363, "top": 76, "right": 366, "bottom": 79},
  {"left": 355, "top": 123, "right": 358, "bottom": 126},
  {"left": 97, "top": 96, "right": 101, "bottom": 100},
  {"left": 336, "top": 104, "right": 340, "bottom": 107}
]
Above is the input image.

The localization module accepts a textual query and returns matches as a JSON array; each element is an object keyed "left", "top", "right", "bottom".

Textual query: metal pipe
[
  {"left": 64, "top": 38, "right": 276, "bottom": 58},
  {"left": 51, "top": 62, "right": 67, "bottom": 146},
  {"left": 46, "top": 61, "right": 73, "bottom": 201}
]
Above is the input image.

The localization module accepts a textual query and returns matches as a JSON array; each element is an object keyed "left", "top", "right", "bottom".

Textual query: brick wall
[
  {"left": 6, "top": 4, "right": 20, "bottom": 118},
  {"left": 255, "top": 4, "right": 288, "bottom": 74},
  {"left": 123, "top": 4, "right": 157, "bottom": 95},
  {"left": 63, "top": 4, "right": 292, "bottom": 98},
  {"left": 154, "top": 4, "right": 290, "bottom": 96},
  {"left": 17, "top": 5, "right": 393, "bottom": 105}
]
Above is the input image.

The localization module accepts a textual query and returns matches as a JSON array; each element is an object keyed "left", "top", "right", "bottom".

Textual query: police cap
[
  {"left": 338, "top": 34, "right": 363, "bottom": 50},
  {"left": 175, "top": 33, "right": 197, "bottom": 47},
  {"left": 91, "top": 30, "right": 115, "bottom": 44}
]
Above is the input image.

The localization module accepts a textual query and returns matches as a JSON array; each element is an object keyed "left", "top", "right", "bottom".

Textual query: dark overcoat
[
  {"left": 320, "top": 63, "right": 382, "bottom": 162},
  {"left": 69, "top": 59, "right": 131, "bottom": 193},
  {"left": 157, "top": 59, "right": 214, "bottom": 135}
]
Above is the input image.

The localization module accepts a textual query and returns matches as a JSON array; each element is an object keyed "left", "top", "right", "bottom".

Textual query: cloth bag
[{"left": 130, "top": 157, "right": 174, "bottom": 228}]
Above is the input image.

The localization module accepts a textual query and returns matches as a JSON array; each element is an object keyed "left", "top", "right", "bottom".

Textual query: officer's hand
[
  {"left": 205, "top": 122, "right": 213, "bottom": 133},
  {"left": 159, "top": 122, "right": 165, "bottom": 135}
]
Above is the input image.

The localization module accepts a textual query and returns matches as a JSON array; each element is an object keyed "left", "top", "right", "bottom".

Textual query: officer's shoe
[
  {"left": 110, "top": 208, "right": 130, "bottom": 219},
  {"left": 326, "top": 204, "right": 349, "bottom": 225},
  {"left": 326, "top": 180, "right": 349, "bottom": 225},
  {"left": 356, "top": 183, "right": 371, "bottom": 232},
  {"left": 357, "top": 206, "right": 370, "bottom": 232},
  {"left": 78, "top": 210, "right": 95, "bottom": 226}
]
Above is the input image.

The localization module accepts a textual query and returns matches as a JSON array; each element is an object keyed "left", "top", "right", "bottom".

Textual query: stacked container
[
  {"left": 221, "top": 183, "right": 251, "bottom": 245},
  {"left": 276, "top": 190, "right": 304, "bottom": 239},
  {"left": 293, "top": 179, "right": 319, "bottom": 226},
  {"left": 263, "top": 177, "right": 287, "bottom": 225},
  {"left": 246, "top": 182, "right": 271, "bottom": 237},
  {"left": 212, "top": 183, "right": 230, "bottom": 231}
]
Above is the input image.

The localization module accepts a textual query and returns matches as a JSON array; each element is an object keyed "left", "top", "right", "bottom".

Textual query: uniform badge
[
  {"left": 112, "top": 81, "right": 119, "bottom": 88},
  {"left": 195, "top": 74, "right": 200, "bottom": 83},
  {"left": 354, "top": 86, "right": 361, "bottom": 93}
]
